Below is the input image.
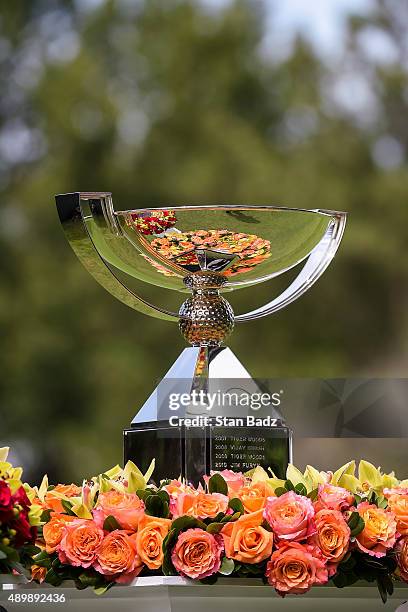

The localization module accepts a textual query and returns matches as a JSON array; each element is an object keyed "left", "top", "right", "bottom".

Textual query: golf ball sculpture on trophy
[{"left": 56, "top": 193, "right": 346, "bottom": 484}]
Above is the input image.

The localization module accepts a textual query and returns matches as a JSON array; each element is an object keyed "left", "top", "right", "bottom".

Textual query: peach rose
[
  {"left": 355, "top": 502, "right": 397, "bottom": 557},
  {"left": 93, "top": 490, "right": 144, "bottom": 532},
  {"left": 221, "top": 509, "right": 273, "bottom": 564},
  {"left": 136, "top": 514, "right": 171, "bottom": 570},
  {"left": 44, "top": 484, "right": 82, "bottom": 513},
  {"left": 31, "top": 564, "right": 47, "bottom": 584},
  {"left": 263, "top": 491, "right": 315, "bottom": 541},
  {"left": 384, "top": 491, "right": 408, "bottom": 536},
  {"left": 164, "top": 480, "right": 196, "bottom": 499},
  {"left": 171, "top": 528, "right": 223, "bottom": 579},
  {"left": 172, "top": 492, "right": 229, "bottom": 519},
  {"left": 396, "top": 536, "right": 408, "bottom": 583},
  {"left": 94, "top": 530, "right": 143, "bottom": 583},
  {"left": 237, "top": 482, "right": 275, "bottom": 513},
  {"left": 204, "top": 470, "right": 245, "bottom": 496},
  {"left": 266, "top": 542, "right": 328, "bottom": 595},
  {"left": 314, "top": 484, "right": 354, "bottom": 513},
  {"left": 43, "top": 513, "right": 75, "bottom": 553},
  {"left": 312, "top": 509, "right": 350, "bottom": 572},
  {"left": 58, "top": 519, "right": 104, "bottom": 568}
]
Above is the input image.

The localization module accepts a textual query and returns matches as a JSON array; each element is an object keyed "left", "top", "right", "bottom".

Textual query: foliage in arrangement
[
  {"left": 13, "top": 457, "right": 407, "bottom": 602},
  {"left": 0, "top": 448, "right": 40, "bottom": 575}
]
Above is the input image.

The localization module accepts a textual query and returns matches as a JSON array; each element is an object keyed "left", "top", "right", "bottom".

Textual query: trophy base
[
  {"left": 123, "top": 347, "right": 292, "bottom": 485},
  {"left": 123, "top": 422, "right": 292, "bottom": 486}
]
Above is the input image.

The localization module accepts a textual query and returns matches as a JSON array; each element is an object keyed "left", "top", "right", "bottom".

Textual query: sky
[{"left": 200, "top": 0, "right": 376, "bottom": 61}]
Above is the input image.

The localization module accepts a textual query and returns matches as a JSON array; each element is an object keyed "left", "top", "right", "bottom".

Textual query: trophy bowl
[{"left": 56, "top": 193, "right": 347, "bottom": 482}]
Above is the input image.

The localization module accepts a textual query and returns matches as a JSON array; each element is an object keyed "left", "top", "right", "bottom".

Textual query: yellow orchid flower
[
  {"left": 28, "top": 503, "right": 44, "bottom": 527},
  {"left": 0, "top": 446, "right": 9, "bottom": 462}
]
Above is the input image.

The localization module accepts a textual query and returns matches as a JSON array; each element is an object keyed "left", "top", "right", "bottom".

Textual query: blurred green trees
[{"left": 0, "top": 0, "right": 407, "bottom": 482}]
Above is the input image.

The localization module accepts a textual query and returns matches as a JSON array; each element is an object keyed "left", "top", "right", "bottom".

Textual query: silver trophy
[{"left": 55, "top": 193, "right": 346, "bottom": 482}]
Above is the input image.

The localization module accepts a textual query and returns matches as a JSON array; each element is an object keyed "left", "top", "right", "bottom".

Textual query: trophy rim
[{"left": 114, "top": 204, "right": 347, "bottom": 217}]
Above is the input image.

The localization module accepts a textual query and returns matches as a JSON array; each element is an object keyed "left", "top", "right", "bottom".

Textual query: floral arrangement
[
  {"left": 150, "top": 229, "right": 271, "bottom": 276},
  {"left": 25, "top": 458, "right": 408, "bottom": 602},
  {"left": 129, "top": 210, "right": 177, "bottom": 235},
  {"left": 0, "top": 447, "right": 40, "bottom": 575}
]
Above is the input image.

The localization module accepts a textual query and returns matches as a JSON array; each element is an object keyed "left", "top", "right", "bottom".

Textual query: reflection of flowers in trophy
[
  {"left": 129, "top": 210, "right": 177, "bottom": 235},
  {"left": 150, "top": 229, "right": 271, "bottom": 276}
]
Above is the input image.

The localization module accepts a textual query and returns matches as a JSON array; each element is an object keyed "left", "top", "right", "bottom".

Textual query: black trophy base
[{"left": 124, "top": 419, "right": 292, "bottom": 486}]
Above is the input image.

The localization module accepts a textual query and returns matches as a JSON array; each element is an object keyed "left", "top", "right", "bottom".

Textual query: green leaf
[
  {"left": 45, "top": 568, "right": 63, "bottom": 587},
  {"left": 40, "top": 509, "right": 52, "bottom": 523},
  {"left": 103, "top": 515, "right": 122, "bottom": 532},
  {"left": 219, "top": 557, "right": 234, "bottom": 576},
  {"left": 61, "top": 499, "right": 76, "bottom": 516},
  {"left": 94, "top": 584, "right": 113, "bottom": 596},
  {"left": 376, "top": 576, "right": 388, "bottom": 604},
  {"left": 339, "top": 554, "right": 356, "bottom": 572},
  {"left": 171, "top": 516, "right": 206, "bottom": 532},
  {"left": 0, "top": 544, "right": 19, "bottom": 563},
  {"left": 0, "top": 550, "right": 7, "bottom": 560},
  {"left": 157, "top": 490, "right": 170, "bottom": 504},
  {"left": 284, "top": 480, "right": 295, "bottom": 491},
  {"left": 347, "top": 511, "right": 360, "bottom": 530},
  {"left": 274, "top": 487, "right": 287, "bottom": 497},
  {"left": 206, "top": 522, "right": 225, "bottom": 534},
  {"left": 350, "top": 516, "right": 365, "bottom": 538},
  {"left": 79, "top": 572, "right": 99, "bottom": 587},
  {"left": 294, "top": 483, "right": 307, "bottom": 496},
  {"left": 145, "top": 494, "right": 170, "bottom": 518},
  {"left": 136, "top": 488, "right": 153, "bottom": 502},
  {"left": 228, "top": 498, "right": 244, "bottom": 514},
  {"left": 209, "top": 474, "right": 228, "bottom": 496},
  {"left": 332, "top": 572, "right": 349, "bottom": 588},
  {"left": 307, "top": 488, "right": 319, "bottom": 501}
]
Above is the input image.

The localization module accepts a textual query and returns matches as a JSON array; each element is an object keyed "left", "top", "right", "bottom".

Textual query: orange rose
[
  {"left": 266, "top": 542, "right": 328, "bottom": 595},
  {"left": 385, "top": 492, "right": 408, "bottom": 536},
  {"left": 31, "top": 564, "right": 47, "bottom": 583},
  {"left": 171, "top": 528, "right": 223, "bottom": 579},
  {"left": 58, "top": 519, "right": 104, "bottom": 568},
  {"left": 237, "top": 482, "right": 275, "bottom": 513},
  {"left": 43, "top": 513, "right": 75, "bottom": 553},
  {"left": 93, "top": 490, "right": 144, "bottom": 532},
  {"left": 94, "top": 530, "right": 143, "bottom": 583},
  {"left": 44, "top": 484, "right": 82, "bottom": 513},
  {"left": 221, "top": 509, "right": 273, "bottom": 564},
  {"left": 355, "top": 502, "right": 397, "bottom": 557},
  {"left": 313, "top": 509, "right": 350, "bottom": 570},
  {"left": 172, "top": 492, "right": 228, "bottom": 519},
  {"left": 396, "top": 536, "right": 408, "bottom": 582},
  {"left": 136, "top": 515, "right": 171, "bottom": 570}
]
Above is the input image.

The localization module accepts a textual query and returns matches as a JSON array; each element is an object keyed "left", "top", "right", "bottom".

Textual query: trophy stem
[{"left": 178, "top": 272, "right": 234, "bottom": 347}]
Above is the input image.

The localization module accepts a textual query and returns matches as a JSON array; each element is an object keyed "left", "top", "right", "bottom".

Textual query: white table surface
[{"left": 1, "top": 576, "right": 407, "bottom": 612}]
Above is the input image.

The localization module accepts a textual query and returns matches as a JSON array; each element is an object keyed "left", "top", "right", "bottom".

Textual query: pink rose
[
  {"left": 58, "top": 519, "right": 104, "bottom": 568},
  {"left": 355, "top": 502, "right": 397, "bottom": 557},
  {"left": 314, "top": 483, "right": 354, "bottom": 513},
  {"left": 171, "top": 528, "right": 223, "bottom": 579},
  {"left": 204, "top": 470, "right": 245, "bottom": 496},
  {"left": 396, "top": 536, "right": 408, "bottom": 583},
  {"left": 93, "top": 490, "right": 144, "bottom": 532},
  {"left": 263, "top": 491, "right": 315, "bottom": 541},
  {"left": 266, "top": 541, "right": 328, "bottom": 595}
]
